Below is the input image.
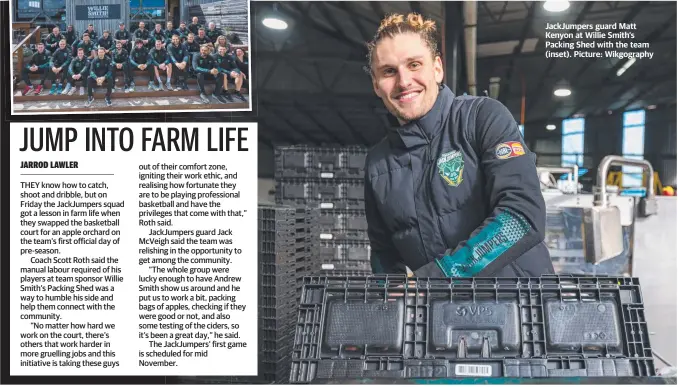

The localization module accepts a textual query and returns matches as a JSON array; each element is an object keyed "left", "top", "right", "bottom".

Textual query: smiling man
[{"left": 364, "top": 13, "right": 553, "bottom": 278}]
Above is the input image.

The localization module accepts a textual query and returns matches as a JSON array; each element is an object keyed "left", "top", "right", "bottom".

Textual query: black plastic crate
[
  {"left": 275, "top": 146, "right": 367, "bottom": 179},
  {"left": 290, "top": 275, "right": 656, "bottom": 383},
  {"left": 319, "top": 240, "right": 371, "bottom": 263}
]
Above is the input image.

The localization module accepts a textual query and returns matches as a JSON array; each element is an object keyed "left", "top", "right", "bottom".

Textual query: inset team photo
[{"left": 10, "top": 0, "right": 251, "bottom": 114}]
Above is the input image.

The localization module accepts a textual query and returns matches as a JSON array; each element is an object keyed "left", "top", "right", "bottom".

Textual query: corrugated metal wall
[
  {"left": 66, "top": 0, "right": 130, "bottom": 37},
  {"left": 186, "top": 0, "right": 248, "bottom": 45}
]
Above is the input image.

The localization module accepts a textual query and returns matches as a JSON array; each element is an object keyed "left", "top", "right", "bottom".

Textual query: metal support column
[{"left": 442, "top": 1, "right": 464, "bottom": 94}]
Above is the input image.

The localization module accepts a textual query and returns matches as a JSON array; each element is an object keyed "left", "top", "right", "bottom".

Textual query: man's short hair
[
  {"left": 37, "top": 42, "right": 44, "bottom": 46},
  {"left": 88, "top": 23, "right": 94, "bottom": 27},
  {"left": 83, "top": 33, "right": 90, "bottom": 38},
  {"left": 119, "top": 22, "right": 125, "bottom": 26},
  {"left": 198, "top": 28, "right": 205, "bottom": 32},
  {"left": 77, "top": 47, "right": 84, "bottom": 51},
  {"left": 103, "top": 30, "right": 110, "bottom": 34}
]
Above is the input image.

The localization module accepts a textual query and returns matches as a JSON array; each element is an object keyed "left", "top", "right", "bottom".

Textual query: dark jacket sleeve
[
  {"left": 364, "top": 169, "right": 407, "bottom": 275},
  {"left": 414, "top": 98, "right": 545, "bottom": 278}
]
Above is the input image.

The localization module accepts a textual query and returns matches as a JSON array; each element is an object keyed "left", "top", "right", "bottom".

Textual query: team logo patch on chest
[{"left": 437, "top": 150, "right": 464, "bottom": 187}]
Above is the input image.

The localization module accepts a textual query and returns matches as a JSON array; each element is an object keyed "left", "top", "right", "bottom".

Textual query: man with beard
[
  {"left": 134, "top": 21, "right": 151, "bottom": 49},
  {"left": 46, "top": 39, "right": 71, "bottom": 95},
  {"left": 62, "top": 47, "right": 90, "bottom": 96},
  {"left": 43, "top": 26, "right": 65, "bottom": 55},
  {"left": 97, "top": 30, "right": 114, "bottom": 57},
  {"left": 64, "top": 25, "right": 78, "bottom": 46},
  {"left": 168, "top": 35, "right": 189, "bottom": 90},
  {"left": 114, "top": 22, "right": 132, "bottom": 52},
  {"left": 77, "top": 33, "right": 96, "bottom": 59},
  {"left": 149, "top": 38, "right": 172, "bottom": 91},
  {"left": 21, "top": 42, "right": 51, "bottom": 95},
  {"left": 193, "top": 44, "right": 220, "bottom": 104},
  {"left": 87, "top": 47, "right": 113, "bottom": 107},
  {"left": 188, "top": 16, "right": 202, "bottom": 35},
  {"left": 214, "top": 45, "right": 246, "bottom": 103},
  {"left": 175, "top": 21, "right": 189, "bottom": 42},
  {"left": 205, "top": 22, "right": 222, "bottom": 44},
  {"left": 363, "top": 13, "right": 552, "bottom": 278},
  {"left": 111, "top": 41, "right": 132, "bottom": 93},
  {"left": 129, "top": 39, "right": 152, "bottom": 91}
]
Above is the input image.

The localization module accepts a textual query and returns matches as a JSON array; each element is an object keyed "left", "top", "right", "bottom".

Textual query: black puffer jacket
[{"left": 364, "top": 85, "right": 553, "bottom": 278}]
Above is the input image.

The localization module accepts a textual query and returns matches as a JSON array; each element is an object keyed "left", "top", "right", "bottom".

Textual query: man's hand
[
  {"left": 177, "top": 62, "right": 186, "bottom": 70},
  {"left": 96, "top": 77, "right": 104, "bottom": 86},
  {"left": 73, "top": 74, "right": 81, "bottom": 80},
  {"left": 210, "top": 68, "right": 219, "bottom": 76},
  {"left": 159, "top": 63, "right": 167, "bottom": 71},
  {"left": 52, "top": 66, "right": 59, "bottom": 73},
  {"left": 30, "top": 65, "right": 38, "bottom": 72},
  {"left": 139, "top": 64, "right": 146, "bottom": 70},
  {"left": 116, "top": 63, "right": 123, "bottom": 69},
  {"left": 229, "top": 71, "right": 238, "bottom": 78}
]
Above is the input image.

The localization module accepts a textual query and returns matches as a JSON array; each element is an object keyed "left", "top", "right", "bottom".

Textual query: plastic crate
[
  {"left": 319, "top": 240, "right": 371, "bottom": 263},
  {"left": 290, "top": 275, "right": 656, "bottom": 383},
  {"left": 275, "top": 145, "right": 367, "bottom": 179}
]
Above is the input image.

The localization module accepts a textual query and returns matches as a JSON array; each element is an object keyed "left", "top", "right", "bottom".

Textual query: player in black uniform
[
  {"left": 77, "top": 33, "right": 96, "bottom": 59},
  {"left": 134, "top": 22, "right": 151, "bottom": 49},
  {"left": 195, "top": 28, "right": 211, "bottom": 47},
  {"left": 111, "top": 41, "right": 132, "bottom": 93},
  {"left": 151, "top": 23, "right": 165, "bottom": 48},
  {"left": 64, "top": 25, "right": 78, "bottom": 46},
  {"left": 129, "top": 39, "right": 152, "bottom": 92},
  {"left": 205, "top": 22, "right": 222, "bottom": 44},
  {"left": 43, "top": 26, "right": 65, "bottom": 55},
  {"left": 85, "top": 24, "right": 98, "bottom": 42},
  {"left": 62, "top": 47, "right": 90, "bottom": 96},
  {"left": 87, "top": 47, "right": 113, "bottom": 107},
  {"left": 97, "top": 30, "right": 114, "bottom": 57},
  {"left": 193, "top": 44, "right": 221, "bottom": 103},
  {"left": 149, "top": 39, "right": 172, "bottom": 91},
  {"left": 21, "top": 42, "right": 51, "bottom": 95},
  {"left": 183, "top": 33, "right": 201, "bottom": 76},
  {"left": 188, "top": 16, "right": 202, "bottom": 35},
  {"left": 46, "top": 39, "right": 72, "bottom": 95},
  {"left": 115, "top": 22, "right": 132, "bottom": 52},
  {"left": 175, "top": 21, "right": 189, "bottom": 42},
  {"left": 168, "top": 35, "right": 189, "bottom": 90},
  {"left": 214, "top": 45, "right": 246, "bottom": 102},
  {"left": 164, "top": 21, "right": 176, "bottom": 45}
]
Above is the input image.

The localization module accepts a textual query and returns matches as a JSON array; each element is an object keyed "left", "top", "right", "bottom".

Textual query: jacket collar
[{"left": 391, "top": 84, "right": 454, "bottom": 149}]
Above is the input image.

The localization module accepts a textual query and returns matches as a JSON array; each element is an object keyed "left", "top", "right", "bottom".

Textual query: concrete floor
[{"left": 633, "top": 197, "right": 677, "bottom": 368}]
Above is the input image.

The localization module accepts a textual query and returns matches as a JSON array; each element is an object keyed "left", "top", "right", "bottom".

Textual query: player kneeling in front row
[
  {"left": 46, "top": 39, "right": 72, "bottom": 95},
  {"left": 111, "top": 41, "right": 132, "bottom": 92},
  {"left": 214, "top": 45, "right": 246, "bottom": 102},
  {"left": 193, "top": 44, "right": 222, "bottom": 104},
  {"left": 62, "top": 47, "right": 89, "bottom": 96},
  {"left": 87, "top": 47, "right": 113, "bottom": 107},
  {"left": 149, "top": 39, "right": 172, "bottom": 91}
]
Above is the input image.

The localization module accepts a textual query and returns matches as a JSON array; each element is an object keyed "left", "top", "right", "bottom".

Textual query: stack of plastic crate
[{"left": 275, "top": 146, "right": 371, "bottom": 276}]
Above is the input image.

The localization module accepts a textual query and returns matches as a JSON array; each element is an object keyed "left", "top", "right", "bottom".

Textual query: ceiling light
[
  {"left": 648, "top": 105, "right": 657, "bottom": 110},
  {"left": 553, "top": 80, "right": 571, "bottom": 97},
  {"left": 546, "top": 124, "right": 556, "bottom": 131},
  {"left": 262, "top": 17, "right": 287, "bottom": 30},
  {"left": 616, "top": 57, "right": 636, "bottom": 76},
  {"left": 543, "top": 1, "right": 570, "bottom": 12}
]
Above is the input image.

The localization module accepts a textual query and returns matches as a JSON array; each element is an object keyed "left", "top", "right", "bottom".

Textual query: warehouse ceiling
[{"left": 253, "top": 1, "right": 677, "bottom": 148}]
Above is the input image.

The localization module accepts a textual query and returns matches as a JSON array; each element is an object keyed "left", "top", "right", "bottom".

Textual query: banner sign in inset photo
[{"left": 74, "top": 4, "right": 121, "bottom": 20}]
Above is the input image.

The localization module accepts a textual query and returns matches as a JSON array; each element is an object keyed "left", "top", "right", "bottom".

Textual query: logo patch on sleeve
[{"left": 495, "top": 141, "right": 525, "bottom": 159}]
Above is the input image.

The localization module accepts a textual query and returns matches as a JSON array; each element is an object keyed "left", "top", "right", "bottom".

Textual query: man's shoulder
[{"left": 364, "top": 136, "right": 393, "bottom": 179}]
